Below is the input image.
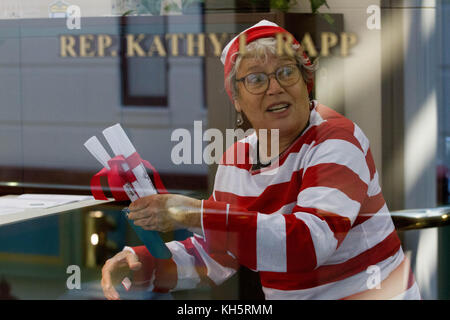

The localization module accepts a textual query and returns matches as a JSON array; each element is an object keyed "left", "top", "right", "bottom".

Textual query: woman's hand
[
  {"left": 101, "top": 250, "right": 142, "bottom": 300},
  {"left": 127, "top": 194, "right": 202, "bottom": 232}
]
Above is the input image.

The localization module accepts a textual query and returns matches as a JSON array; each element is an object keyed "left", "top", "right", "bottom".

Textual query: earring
[{"left": 236, "top": 112, "right": 244, "bottom": 127}]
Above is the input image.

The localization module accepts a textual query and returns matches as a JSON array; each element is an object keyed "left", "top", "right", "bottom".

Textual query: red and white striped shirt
[{"left": 130, "top": 102, "right": 420, "bottom": 299}]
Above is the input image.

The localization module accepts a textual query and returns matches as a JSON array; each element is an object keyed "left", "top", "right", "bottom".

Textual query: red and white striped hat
[{"left": 221, "top": 19, "right": 314, "bottom": 100}]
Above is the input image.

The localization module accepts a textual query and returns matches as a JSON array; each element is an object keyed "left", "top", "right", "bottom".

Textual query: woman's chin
[{"left": 265, "top": 115, "right": 295, "bottom": 129}]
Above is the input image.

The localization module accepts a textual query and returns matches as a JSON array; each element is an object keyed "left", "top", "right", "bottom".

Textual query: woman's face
[{"left": 234, "top": 53, "right": 310, "bottom": 139}]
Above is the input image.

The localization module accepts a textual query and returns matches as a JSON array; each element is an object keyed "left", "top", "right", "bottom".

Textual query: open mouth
[{"left": 267, "top": 103, "right": 290, "bottom": 113}]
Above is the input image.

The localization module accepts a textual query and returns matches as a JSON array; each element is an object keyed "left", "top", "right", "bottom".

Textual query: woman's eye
[
  {"left": 246, "top": 73, "right": 266, "bottom": 85},
  {"left": 279, "top": 66, "right": 294, "bottom": 78}
]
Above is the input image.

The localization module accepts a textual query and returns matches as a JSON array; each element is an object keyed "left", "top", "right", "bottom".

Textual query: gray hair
[{"left": 226, "top": 37, "right": 317, "bottom": 100}]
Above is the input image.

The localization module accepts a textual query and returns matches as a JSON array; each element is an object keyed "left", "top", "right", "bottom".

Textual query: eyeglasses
[{"left": 236, "top": 64, "right": 301, "bottom": 95}]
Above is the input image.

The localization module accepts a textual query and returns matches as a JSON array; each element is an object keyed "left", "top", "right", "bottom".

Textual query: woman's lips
[{"left": 266, "top": 103, "right": 290, "bottom": 113}]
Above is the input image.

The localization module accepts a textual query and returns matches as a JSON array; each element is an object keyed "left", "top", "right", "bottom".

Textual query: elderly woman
[{"left": 101, "top": 20, "right": 420, "bottom": 300}]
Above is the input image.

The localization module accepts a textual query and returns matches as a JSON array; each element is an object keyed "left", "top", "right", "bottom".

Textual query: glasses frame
[{"left": 235, "top": 63, "right": 302, "bottom": 95}]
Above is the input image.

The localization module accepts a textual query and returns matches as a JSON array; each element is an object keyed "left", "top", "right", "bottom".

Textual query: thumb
[
  {"left": 125, "top": 252, "right": 142, "bottom": 271},
  {"left": 129, "top": 261, "right": 142, "bottom": 271}
]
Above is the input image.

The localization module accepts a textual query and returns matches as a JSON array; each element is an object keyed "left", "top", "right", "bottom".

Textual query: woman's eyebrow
[
  {"left": 245, "top": 63, "right": 294, "bottom": 74},
  {"left": 278, "top": 57, "right": 297, "bottom": 64},
  {"left": 244, "top": 65, "right": 264, "bottom": 73},
  {"left": 242, "top": 57, "right": 296, "bottom": 74}
]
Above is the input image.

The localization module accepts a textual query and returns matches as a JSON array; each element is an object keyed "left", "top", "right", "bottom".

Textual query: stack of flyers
[{"left": 84, "top": 123, "right": 172, "bottom": 260}]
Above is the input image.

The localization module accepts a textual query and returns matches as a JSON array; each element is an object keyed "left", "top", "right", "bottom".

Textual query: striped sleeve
[
  {"left": 131, "top": 237, "right": 239, "bottom": 291},
  {"left": 130, "top": 196, "right": 239, "bottom": 291},
  {"left": 202, "top": 125, "right": 371, "bottom": 273}
]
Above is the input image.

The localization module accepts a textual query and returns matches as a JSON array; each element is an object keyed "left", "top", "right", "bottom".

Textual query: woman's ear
[{"left": 234, "top": 100, "right": 241, "bottom": 113}]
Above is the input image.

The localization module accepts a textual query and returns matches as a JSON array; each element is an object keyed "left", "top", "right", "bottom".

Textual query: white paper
[
  {"left": 84, "top": 135, "right": 139, "bottom": 201},
  {"left": 0, "top": 194, "right": 94, "bottom": 211},
  {"left": 0, "top": 198, "right": 61, "bottom": 209},
  {"left": 84, "top": 136, "right": 112, "bottom": 170},
  {"left": 18, "top": 194, "right": 93, "bottom": 202},
  {"left": 0, "top": 208, "right": 25, "bottom": 216},
  {"left": 102, "top": 124, "right": 157, "bottom": 197}
]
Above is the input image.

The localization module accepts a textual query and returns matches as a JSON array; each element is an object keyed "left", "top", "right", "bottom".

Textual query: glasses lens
[
  {"left": 276, "top": 65, "right": 300, "bottom": 86},
  {"left": 244, "top": 73, "right": 268, "bottom": 94},
  {"left": 241, "top": 65, "right": 300, "bottom": 94}
]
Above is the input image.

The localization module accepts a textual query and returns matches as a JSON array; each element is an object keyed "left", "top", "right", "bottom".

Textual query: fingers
[
  {"left": 128, "top": 204, "right": 167, "bottom": 231},
  {"left": 127, "top": 206, "right": 155, "bottom": 220},
  {"left": 124, "top": 251, "right": 142, "bottom": 271},
  {"left": 133, "top": 217, "right": 164, "bottom": 231},
  {"left": 129, "top": 194, "right": 170, "bottom": 216},
  {"left": 127, "top": 194, "right": 180, "bottom": 232},
  {"left": 128, "top": 198, "right": 149, "bottom": 212},
  {"left": 129, "top": 194, "right": 160, "bottom": 212},
  {"left": 133, "top": 216, "right": 154, "bottom": 228},
  {"left": 101, "top": 259, "right": 121, "bottom": 300},
  {"left": 101, "top": 251, "right": 141, "bottom": 300},
  {"left": 132, "top": 213, "right": 175, "bottom": 232}
]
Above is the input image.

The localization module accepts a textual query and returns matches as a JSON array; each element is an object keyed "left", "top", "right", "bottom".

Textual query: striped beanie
[{"left": 221, "top": 20, "right": 314, "bottom": 100}]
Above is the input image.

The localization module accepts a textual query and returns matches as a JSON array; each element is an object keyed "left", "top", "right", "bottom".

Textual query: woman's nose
[{"left": 266, "top": 75, "right": 285, "bottom": 95}]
